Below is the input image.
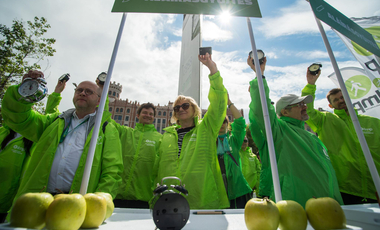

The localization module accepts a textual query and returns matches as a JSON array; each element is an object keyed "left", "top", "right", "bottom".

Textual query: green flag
[
  {"left": 112, "top": 0, "right": 262, "bottom": 18},
  {"left": 310, "top": 0, "right": 380, "bottom": 57}
]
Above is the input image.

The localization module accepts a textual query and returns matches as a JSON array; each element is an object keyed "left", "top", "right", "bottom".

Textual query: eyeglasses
[
  {"left": 243, "top": 139, "right": 248, "bottom": 143},
  {"left": 174, "top": 103, "right": 190, "bottom": 112},
  {"left": 75, "top": 88, "right": 99, "bottom": 96},
  {"left": 286, "top": 101, "right": 306, "bottom": 109}
]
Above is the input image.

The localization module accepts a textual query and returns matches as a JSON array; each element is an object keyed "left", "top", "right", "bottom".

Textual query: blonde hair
[{"left": 170, "top": 95, "right": 201, "bottom": 125}]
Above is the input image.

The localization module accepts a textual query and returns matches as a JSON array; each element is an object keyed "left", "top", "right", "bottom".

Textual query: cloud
[
  {"left": 202, "top": 20, "right": 234, "bottom": 42},
  {"left": 258, "top": 0, "right": 380, "bottom": 38}
]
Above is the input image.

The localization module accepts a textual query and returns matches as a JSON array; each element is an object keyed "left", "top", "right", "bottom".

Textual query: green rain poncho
[
  {"left": 0, "top": 92, "right": 62, "bottom": 213},
  {"left": 302, "top": 83, "right": 380, "bottom": 200},
  {"left": 249, "top": 78, "right": 343, "bottom": 207},
  {"left": 155, "top": 71, "right": 229, "bottom": 209},
  {"left": 2, "top": 85, "right": 123, "bottom": 202},
  {"left": 219, "top": 117, "right": 252, "bottom": 200},
  {"left": 239, "top": 146, "right": 261, "bottom": 194},
  {"left": 115, "top": 123, "right": 162, "bottom": 202}
]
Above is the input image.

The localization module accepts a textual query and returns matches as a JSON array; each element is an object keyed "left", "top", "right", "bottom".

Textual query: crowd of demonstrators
[
  {"left": 239, "top": 135, "right": 261, "bottom": 197},
  {"left": 1, "top": 70, "right": 123, "bottom": 221},
  {"left": 216, "top": 95, "right": 252, "bottom": 208},
  {"left": 247, "top": 55, "right": 343, "bottom": 207},
  {"left": 302, "top": 68, "right": 380, "bottom": 205},
  {"left": 2, "top": 47, "right": 380, "bottom": 222},
  {"left": 0, "top": 78, "right": 68, "bottom": 223},
  {"left": 155, "top": 53, "right": 229, "bottom": 209}
]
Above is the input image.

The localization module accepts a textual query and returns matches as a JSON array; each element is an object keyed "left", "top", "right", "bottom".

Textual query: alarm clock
[
  {"left": 249, "top": 49, "right": 265, "bottom": 66},
  {"left": 18, "top": 78, "right": 48, "bottom": 103},
  {"left": 59, "top": 73, "right": 70, "bottom": 82},
  {"left": 150, "top": 177, "right": 190, "bottom": 230},
  {"left": 308, "top": 63, "right": 322, "bottom": 75},
  {"left": 97, "top": 72, "right": 107, "bottom": 85}
]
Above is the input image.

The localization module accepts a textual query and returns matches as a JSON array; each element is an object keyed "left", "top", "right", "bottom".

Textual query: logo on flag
[{"left": 345, "top": 75, "right": 371, "bottom": 99}]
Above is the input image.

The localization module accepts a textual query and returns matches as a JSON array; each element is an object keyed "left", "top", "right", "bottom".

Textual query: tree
[{"left": 0, "top": 16, "right": 56, "bottom": 124}]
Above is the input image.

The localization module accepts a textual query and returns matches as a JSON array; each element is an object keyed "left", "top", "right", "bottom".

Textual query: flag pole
[
  {"left": 80, "top": 13, "right": 128, "bottom": 195},
  {"left": 311, "top": 10, "right": 380, "bottom": 200},
  {"left": 246, "top": 17, "right": 282, "bottom": 202}
]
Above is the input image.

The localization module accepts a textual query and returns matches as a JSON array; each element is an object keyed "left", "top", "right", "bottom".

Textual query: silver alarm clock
[{"left": 18, "top": 78, "right": 48, "bottom": 103}]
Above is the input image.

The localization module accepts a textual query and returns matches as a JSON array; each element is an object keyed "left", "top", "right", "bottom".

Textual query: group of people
[{"left": 0, "top": 51, "right": 379, "bottom": 222}]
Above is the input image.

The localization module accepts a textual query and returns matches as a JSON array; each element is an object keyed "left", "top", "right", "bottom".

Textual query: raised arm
[
  {"left": 45, "top": 78, "right": 67, "bottom": 114},
  {"left": 199, "top": 53, "right": 228, "bottom": 136},
  {"left": 301, "top": 67, "right": 326, "bottom": 132}
]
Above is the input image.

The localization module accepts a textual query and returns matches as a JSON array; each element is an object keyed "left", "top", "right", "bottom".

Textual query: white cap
[{"left": 275, "top": 94, "right": 313, "bottom": 116}]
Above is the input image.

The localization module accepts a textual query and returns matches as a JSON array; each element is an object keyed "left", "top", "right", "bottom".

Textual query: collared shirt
[{"left": 47, "top": 111, "right": 96, "bottom": 193}]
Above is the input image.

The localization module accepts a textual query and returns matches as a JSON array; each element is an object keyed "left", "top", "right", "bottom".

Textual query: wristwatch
[
  {"left": 18, "top": 78, "right": 48, "bottom": 103},
  {"left": 97, "top": 72, "right": 107, "bottom": 85}
]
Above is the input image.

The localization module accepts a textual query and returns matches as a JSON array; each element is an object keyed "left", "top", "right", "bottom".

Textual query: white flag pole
[
  {"left": 311, "top": 10, "right": 380, "bottom": 200},
  {"left": 246, "top": 17, "right": 282, "bottom": 202},
  {"left": 80, "top": 13, "right": 128, "bottom": 195}
]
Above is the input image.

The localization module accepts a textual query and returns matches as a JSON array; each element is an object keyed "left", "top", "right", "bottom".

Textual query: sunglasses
[
  {"left": 286, "top": 101, "right": 306, "bottom": 109},
  {"left": 174, "top": 103, "right": 190, "bottom": 112},
  {"left": 243, "top": 139, "right": 248, "bottom": 143},
  {"left": 75, "top": 88, "right": 99, "bottom": 96}
]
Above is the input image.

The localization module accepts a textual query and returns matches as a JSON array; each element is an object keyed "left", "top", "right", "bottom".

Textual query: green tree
[{"left": 0, "top": 16, "right": 56, "bottom": 124}]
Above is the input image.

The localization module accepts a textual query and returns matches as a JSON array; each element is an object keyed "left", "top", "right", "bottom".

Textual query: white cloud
[
  {"left": 202, "top": 20, "right": 234, "bottom": 42},
  {"left": 258, "top": 0, "right": 380, "bottom": 38}
]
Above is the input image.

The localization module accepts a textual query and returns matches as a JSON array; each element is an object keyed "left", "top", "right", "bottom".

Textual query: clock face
[
  {"left": 309, "top": 64, "right": 320, "bottom": 72},
  {"left": 98, "top": 72, "right": 107, "bottom": 82},
  {"left": 257, "top": 50, "right": 264, "bottom": 59},
  {"left": 19, "top": 80, "right": 38, "bottom": 97}
]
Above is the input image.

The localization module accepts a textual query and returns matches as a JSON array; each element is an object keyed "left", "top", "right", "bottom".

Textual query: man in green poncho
[
  {"left": 247, "top": 56, "right": 342, "bottom": 207},
  {"left": 302, "top": 68, "right": 380, "bottom": 204}
]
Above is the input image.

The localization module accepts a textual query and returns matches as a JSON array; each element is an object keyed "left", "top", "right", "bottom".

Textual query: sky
[{"left": 1, "top": 0, "right": 379, "bottom": 120}]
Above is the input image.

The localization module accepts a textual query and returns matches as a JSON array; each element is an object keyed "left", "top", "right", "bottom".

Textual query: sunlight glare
[{"left": 220, "top": 11, "right": 232, "bottom": 24}]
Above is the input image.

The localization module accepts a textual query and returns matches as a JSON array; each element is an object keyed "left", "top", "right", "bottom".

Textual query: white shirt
[{"left": 47, "top": 111, "right": 96, "bottom": 193}]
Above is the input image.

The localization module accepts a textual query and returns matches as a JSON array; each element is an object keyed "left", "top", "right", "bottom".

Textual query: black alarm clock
[
  {"left": 249, "top": 49, "right": 265, "bottom": 66},
  {"left": 150, "top": 177, "right": 190, "bottom": 230},
  {"left": 308, "top": 63, "right": 322, "bottom": 75},
  {"left": 18, "top": 78, "right": 48, "bottom": 103},
  {"left": 59, "top": 73, "right": 70, "bottom": 82},
  {"left": 97, "top": 72, "right": 107, "bottom": 85}
]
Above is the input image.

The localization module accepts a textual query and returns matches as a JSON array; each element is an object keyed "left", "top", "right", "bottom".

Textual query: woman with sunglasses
[
  {"left": 239, "top": 135, "right": 261, "bottom": 198},
  {"left": 155, "top": 53, "right": 230, "bottom": 209},
  {"left": 216, "top": 97, "right": 252, "bottom": 208}
]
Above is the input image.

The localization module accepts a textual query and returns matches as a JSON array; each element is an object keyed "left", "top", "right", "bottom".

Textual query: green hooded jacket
[
  {"left": 249, "top": 78, "right": 343, "bottom": 207},
  {"left": 239, "top": 147, "right": 261, "bottom": 194},
  {"left": 0, "top": 93, "right": 62, "bottom": 213},
  {"left": 155, "top": 71, "right": 230, "bottom": 209},
  {"left": 114, "top": 123, "right": 162, "bottom": 202},
  {"left": 220, "top": 117, "right": 252, "bottom": 200},
  {"left": 2, "top": 85, "right": 123, "bottom": 204},
  {"left": 302, "top": 83, "right": 380, "bottom": 200}
]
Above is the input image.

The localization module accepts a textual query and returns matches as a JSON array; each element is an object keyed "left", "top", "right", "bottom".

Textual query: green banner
[
  {"left": 310, "top": 0, "right": 380, "bottom": 57},
  {"left": 112, "top": 0, "right": 262, "bottom": 18}
]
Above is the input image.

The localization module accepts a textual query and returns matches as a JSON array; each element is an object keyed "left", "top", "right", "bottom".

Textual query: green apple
[
  {"left": 45, "top": 193, "right": 86, "bottom": 230},
  {"left": 244, "top": 197, "right": 280, "bottom": 230},
  {"left": 95, "top": 192, "right": 114, "bottom": 221},
  {"left": 305, "top": 197, "right": 346, "bottom": 230},
  {"left": 81, "top": 193, "right": 107, "bottom": 228},
  {"left": 10, "top": 192, "right": 54, "bottom": 229},
  {"left": 276, "top": 200, "right": 307, "bottom": 230}
]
